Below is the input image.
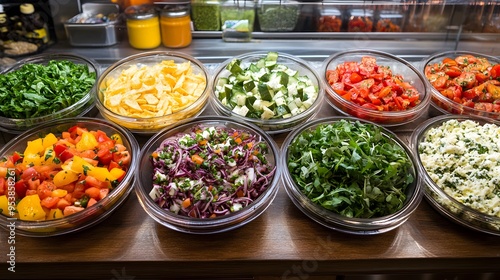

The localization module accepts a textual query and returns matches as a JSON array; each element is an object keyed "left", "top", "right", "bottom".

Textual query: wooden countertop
[{"left": 1, "top": 101, "right": 500, "bottom": 280}]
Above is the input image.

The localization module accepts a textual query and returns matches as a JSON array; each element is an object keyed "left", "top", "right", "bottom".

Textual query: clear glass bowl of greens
[
  {"left": 281, "top": 116, "right": 423, "bottom": 235},
  {"left": 0, "top": 53, "right": 99, "bottom": 134},
  {"left": 211, "top": 51, "right": 324, "bottom": 134},
  {"left": 134, "top": 115, "right": 281, "bottom": 234}
]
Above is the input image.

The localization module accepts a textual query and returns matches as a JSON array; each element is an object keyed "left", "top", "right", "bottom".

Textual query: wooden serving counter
[{"left": 1, "top": 40, "right": 500, "bottom": 279}]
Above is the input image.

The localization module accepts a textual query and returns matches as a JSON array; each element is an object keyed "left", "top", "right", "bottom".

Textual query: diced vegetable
[
  {"left": 0, "top": 126, "right": 131, "bottom": 221},
  {"left": 215, "top": 52, "right": 319, "bottom": 120},
  {"left": 149, "top": 125, "right": 276, "bottom": 218}
]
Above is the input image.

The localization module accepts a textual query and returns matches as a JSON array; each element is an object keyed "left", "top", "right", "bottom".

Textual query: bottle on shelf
[
  {"left": 0, "top": 4, "right": 10, "bottom": 43},
  {"left": 19, "top": 3, "right": 50, "bottom": 47}
]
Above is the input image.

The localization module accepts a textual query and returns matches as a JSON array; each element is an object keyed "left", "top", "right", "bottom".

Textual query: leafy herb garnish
[
  {"left": 0, "top": 60, "right": 96, "bottom": 119},
  {"left": 287, "top": 119, "right": 414, "bottom": 218}
]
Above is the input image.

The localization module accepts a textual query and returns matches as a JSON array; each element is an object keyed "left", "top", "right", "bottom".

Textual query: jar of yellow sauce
[
  {"left": 160, "top": 4, "right": 192, "bottom": 48},
  {"left": 125, "top": 5, "right": 161, "bottom": 49}
]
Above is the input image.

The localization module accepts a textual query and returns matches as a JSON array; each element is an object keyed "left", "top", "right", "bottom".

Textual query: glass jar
[
  {"left": 191, "top": 0, "right": 221, "bottom": 31},
  {"left": 19, "top": 3, "right": 50, "bottom": 47},
  {"left": 125, "top": 5, "right": 161, "bottom": 49},
  {"left": 317, "top": 6, "right": 343, "bottom": 32},
  {"left": 347, "top": 8, "right": 374, "bottom": 32},
  {"left": 160, "top": 4, "right": 192, "bottom": 48},
  {"left": 483, "top": 3, "right": 500, "bottom": 33},
  {"left": 422, "top": 2, "right": 450, "bottom": 32},
  {"left": 403, "top": 2, "right": 424, "bottom": 32},
  {"left": 257, "top": 0, "right": 300, "bottom": 32},
  {"left": 220, "top": 0, "right": 255, "bottom": 42},
  {"left": 375, "top": 7, "right": 403, "bottom": 32}
]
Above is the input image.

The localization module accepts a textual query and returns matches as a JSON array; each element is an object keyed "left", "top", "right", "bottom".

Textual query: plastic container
[
  {"left": 96, "top": 51, "right": 210, "bottom": 134},
  {"left": 160, "top": 3, "right": 192, "bottom": 48},
  {"left": 410, "top": 114, "right": 500, "bottom": 236},
  {"left": 282, "top": 117, "right": 422, "bottom": 235},
  {"left": 134, "top": 116, "right": 281, "bottom": 234},
  {"left": 0, "top": 53, "right": 99, "bottom": 134},
  {"left": 482, "top": 3, "right": 500, "bottom": 33},
  {"left": 0, "top": 117, "right": 139, "bottom": 237},
  {"left": 220, "top": 0, "right": 255, "bottom": 42},
  {"left": 347, "top": 8, "right": 374, "bottom": 32},
  {"left": 375, "top": 8, "right": 403, "bottom": 32},
  {"left": 64, "top": 3, "right": 120, "bottom": 47},
  {"left": 211, "top": 51, "right": 324, "bottom": 134},
  {"left": 322, "top": 49, "right": 430, "bottom": 127},
  {"left": 124, "top": 5, "right": 161, "bottom": 49},
  {"left": 317, "top": 6, "right": 343, "bottom": 32},
  {"left": 257, "top": 0, "right": 300, "bottom": 32},
  {"left": 421, "top": 50, "right": 500, "bottom": 120},
  {"left": 191, "top": 0, "right": 221, "bottom": 31}
]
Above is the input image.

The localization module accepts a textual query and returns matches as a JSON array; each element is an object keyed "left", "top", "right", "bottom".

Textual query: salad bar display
[{"left": 0, "top": 24, "right": 499, "bottom": 277}]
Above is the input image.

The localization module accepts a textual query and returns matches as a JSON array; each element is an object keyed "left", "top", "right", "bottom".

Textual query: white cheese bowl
[{"left": 410, "top": 114, "right": 500, "bottom": 236}]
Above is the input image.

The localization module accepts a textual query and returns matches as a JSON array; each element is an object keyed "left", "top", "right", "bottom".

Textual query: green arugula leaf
[{"left": 287, "top": 119, "right": 414, "bottom": 219}]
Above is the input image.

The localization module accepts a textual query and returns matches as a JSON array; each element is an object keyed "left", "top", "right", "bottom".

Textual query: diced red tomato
[{"left": 326, "top": 55, "right": 421, "bottom": 114}]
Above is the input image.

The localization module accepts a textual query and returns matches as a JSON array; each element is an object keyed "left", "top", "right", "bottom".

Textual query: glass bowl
[
  {"left": 421, "top": 50, "right": 500, "bottom": 120},
  {"left": 0, "top": 53, "right": 99, "bottom": 134},
  {"left": 96, "top": 51, "right": 210, "bottom": 134},
  {"left": 322, "top": 49, "right": 430, "bottom": 127},
  {"left": 211, "top": 51, "right": 324, "bottom": 134},
  {"left": 134, "top": 116, "right": 281, "bottom": 234},
  {"left": 0, "top": 117, "right": 139, "bottom": 237},
  {"left": 281, "top": 117, "right": 423, "bottom": 235},
  {"left": 410, "top": 114, "right": 500, "bottom": 236}
]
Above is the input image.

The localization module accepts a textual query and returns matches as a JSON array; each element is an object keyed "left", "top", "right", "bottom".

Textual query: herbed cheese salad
[{"left": 419, "top": 119, "right": 500, "bottom": 217}]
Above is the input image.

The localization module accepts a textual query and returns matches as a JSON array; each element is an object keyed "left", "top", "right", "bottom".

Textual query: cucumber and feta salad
[{"left": 215, "top": 52, "right": 319, "bottom": 120}]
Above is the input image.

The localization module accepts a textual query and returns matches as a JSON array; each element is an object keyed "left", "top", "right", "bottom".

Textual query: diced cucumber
[
  {"left": 259, "top": 84, "right": 273, "bottom": 101},
  {"left": 214, "top": 52, "right": 319, "bottom": 121}
]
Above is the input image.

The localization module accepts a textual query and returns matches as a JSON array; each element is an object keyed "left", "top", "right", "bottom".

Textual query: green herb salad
[
  {"left": 0, "top": 59, "right": 96, "bottom": 119},
  {"left": 286, "top": 119, "right": 415, "bottom": 219}
]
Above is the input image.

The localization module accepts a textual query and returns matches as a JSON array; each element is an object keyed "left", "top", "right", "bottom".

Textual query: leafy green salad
[
  {"left": 287, "top": 119, "right": 414, "bottom": 218},
  {"left": 0, "top": 60, "right": 96, "bottom": 119}
]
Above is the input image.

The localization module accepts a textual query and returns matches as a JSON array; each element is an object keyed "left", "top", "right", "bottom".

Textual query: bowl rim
[
  {"left": 409, "top": 114, "right": 500, "bottom": 235},
  {"left": 95, "top": 51, "right": 211, "bottom": 123},
  {"left": 210, "top": 51, "right": 324, "bottom": 132},
  {"left": 0, "top": 117, "right": 139, "bottom": 237},
  {"left": 421, "top": 50, "right": 500, "bottom": 118},
  {"left": 281, "top": 116, "right": 423, "bottom": 234},
  {"left": 0, "top": 53, "right": 99, "bottom": 133},
  {"left": 321, "top": 49, "right": 430, "bottom": 123},
  {"left": 134, "top": 115, "right": 282, "bottom": 234}
]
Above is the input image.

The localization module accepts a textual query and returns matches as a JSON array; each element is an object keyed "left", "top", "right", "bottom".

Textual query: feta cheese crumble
[{"left": 419, "top": 119, "right": 500, "bottom": 217}]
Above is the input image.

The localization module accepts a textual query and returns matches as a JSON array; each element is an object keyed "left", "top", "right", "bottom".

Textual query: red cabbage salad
[{"left": 148, "top": 125, "right": 277, "bottom": 218}]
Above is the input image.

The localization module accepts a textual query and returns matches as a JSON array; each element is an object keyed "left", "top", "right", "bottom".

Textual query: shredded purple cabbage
[{"left": 149, "top": 125, "right": 276, "bottom": 218}]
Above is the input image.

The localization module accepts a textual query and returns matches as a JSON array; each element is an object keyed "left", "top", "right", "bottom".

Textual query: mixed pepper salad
[
  {"left": 424, "top": 54, "right": 500, "bottom": 113},
  {"left": 148, "top": 125, "right": 276, "bottom": 218},
  {"left": 0, "top": 126, "right": 131, "bottom": 221}
]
